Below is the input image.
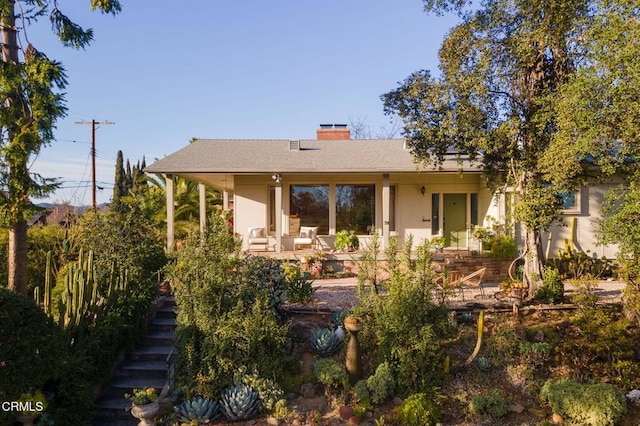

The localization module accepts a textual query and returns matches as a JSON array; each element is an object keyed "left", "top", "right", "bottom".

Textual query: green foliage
[
  {"left": 569, "top": 276, "right": 600, "bottom": 312},
  {"left": 384, "top": 0, "right": 640, "bottom": 286},
  {"left": 540, "top": 378, "right": 626, "bottom": 426},
  {"left": 0, "top": 288, "right": 94, "bottom": 425},
  {"left": 552, "top": 240, "right": 614, "bottom": 280},
  {"left": 352, "top": 380, "right": 370, "bottom": 404},
  {"left": 487, "top": 235, "right": 516, "bottom": 259},
  {"left": 535, "top": 267, "right": 564, "bottom": 304},
  {"left": 73, "top": 204, "right": 167, "bottom": 286},
  {"left": 601, "top": 176, "right": 640, "bottom": 325},
  {"left": 356, "top": 230, "right": 383, "bottom": 295},
  {"left": 125, "top": 387, "right": 158, "bottom": 405},
  {"left": 221, "top": 383, "right": 261, "bottom": 421},
  {"left": 313, "top": 359, "right": 349, "bottom": 395},
  {"left": 366, "top": 362, "right": 396, "bottom": 405},
  {"left": 233, "top": 367, "right": 284, "bottom": 412},
  {"left": 171, "top": 214, "right": 293, "bottom": 398},
  {"left": 286, "top": 275, "right": 316, "bottom": 304},
  {"left": 0, "top": 288, "right": 66, "bottom": 401},
  {"left": 469, "top": 389, "right": 508, "bottom": 419},
  {"left": 309, "top": 328, "right": 342, "bottom": 356},
  {"left": 396, "top": 393, "right": 441, "bottom": 426},
  {"left": 355, "top": 236, "right": 452, "bottom": 397},
  {"left": 334, "top": 229, "right": 360, "bottom": 251}
]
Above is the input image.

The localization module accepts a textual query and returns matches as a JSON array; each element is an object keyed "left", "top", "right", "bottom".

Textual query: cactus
[
  {"left": 221, "top": 383, "right": 261, "bottom": 421},
  {"left": 310, "top": 328, "right": 342, "bottom": 356},
  {"left": 175, "top": 396, "right": 219, "bottom": 423}
]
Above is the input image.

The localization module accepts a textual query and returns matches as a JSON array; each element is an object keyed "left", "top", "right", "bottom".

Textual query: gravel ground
[{"left": 304, "top": 277, "right": 625, "bottom": 311}]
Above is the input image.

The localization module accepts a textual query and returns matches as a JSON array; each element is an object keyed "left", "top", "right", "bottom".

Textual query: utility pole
[{"left": 75, "top": 119, "right": 115, "bottom": 210}]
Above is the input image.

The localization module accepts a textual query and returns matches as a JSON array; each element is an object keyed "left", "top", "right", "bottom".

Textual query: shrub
[
  {"left": 313, "top": 359, "right": 348, "bottom": 397},
  {"left": 171, "top": 217, "right": 294, "bottom": 398},
  {"left": 287, "top": 275, "right": 315, "bottom": 304},
  {"left": 540, "top": 378, "right": 626, "bottom": 426},
  {"left": 535, "top": 267, "right": 564, "bottom": 304},
  {"left": 488, "top": 235, "right": 516, "bottom": 258},
  {"left": 469, "top": 389, "right": 508, "bottom": 418},
  {"left": 366, "top": 362, "right": 396, "bottom": 405},
  {"left": 352, "top": 380, "right": 370, "bottom": 403},
  {"left": 233, "top": 367, "right": 284, "bottom": 412},
  {"left": 396, "top": 393, "right": 441, "bottom": 426},
  {"left": 355, "top": 237, "right": 452, "bottom": 396}
]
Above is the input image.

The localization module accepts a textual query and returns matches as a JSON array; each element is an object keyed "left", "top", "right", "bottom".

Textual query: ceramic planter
[{"left": 130, "top": 400, "right": 160, "bottom": 426}]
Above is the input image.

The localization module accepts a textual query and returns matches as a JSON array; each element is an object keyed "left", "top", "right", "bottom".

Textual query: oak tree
[{"left": 383, "top": 0, "right": 639, "bottom": 294}]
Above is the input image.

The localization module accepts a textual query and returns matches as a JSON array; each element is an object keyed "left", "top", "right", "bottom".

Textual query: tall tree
[
  {"left": 113, "top": 149, "right": 125, "bottom": 204},
  {"left": 1, "top": 0, "right": 122, "bottom": 294},
  {"left": 383, "top": 0, "right": 639, "bottom": 294}
]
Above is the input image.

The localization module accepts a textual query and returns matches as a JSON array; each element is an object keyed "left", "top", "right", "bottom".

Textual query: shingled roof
[{"left": 145, "top": 138, "right": 477, "bottom": 174}]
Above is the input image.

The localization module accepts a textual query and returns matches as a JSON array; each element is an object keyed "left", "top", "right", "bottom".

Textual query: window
[
  {"left": 336, "top": 184, "right": 375, "bottom": 234},
  {"left": 290, "top": 185, "right": 329, "bottom": 234},
  {"left": 431, "top": 193, "right": 440, "bottom": 235},
  {"left": 558, "top": 189, "right": 581, "bottom": 214},
  {"left": 471, "top": 193, "right": 479, "bottom": 226}
]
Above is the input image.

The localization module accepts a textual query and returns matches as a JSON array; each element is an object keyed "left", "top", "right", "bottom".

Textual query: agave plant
[
  {"left": 221, "top": 383, "right": 261, "bottom": 421},
  {"left": 175, "top": 396, "right": 219, "bottom": 423},
  {"left": 331, "top": 310, "right": 347, "bottom": 327},
  {"left": 310, "top": 328, "right": 342, "bottom": 356},
  {"left": 476, "top": 356, "right": 492, "bottom": 372}
]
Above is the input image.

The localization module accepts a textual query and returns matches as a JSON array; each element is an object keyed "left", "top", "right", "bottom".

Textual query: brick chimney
[{"left": 317, "top": 123, "right": 350, "bottom": 140}]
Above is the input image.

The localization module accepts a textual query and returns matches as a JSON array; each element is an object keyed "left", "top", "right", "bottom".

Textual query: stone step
[
  {"left": 155, "top": 304, "right": 177, "bottom": 318},
  {"left": 148, "top": 317, "right": 176, "bottom": 332},
  {"left": 99, "top": 376, "right": 167, "bottom": 398},
  {"left": 130, "top": 344, "right": 173, "bottom": 362},
  {"left": 114, "top": 360, "right": 168, "bottom": 379},
  {"left": 143, "top": 330, "right": 175, "bottom": 346},
  {"left": 93, "top": 395, "right": 134, "bottom": 422}
]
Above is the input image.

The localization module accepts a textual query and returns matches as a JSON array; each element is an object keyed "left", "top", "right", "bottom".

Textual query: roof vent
[{"left": 289, "top": 139, "right": 300, "bottom": 151}]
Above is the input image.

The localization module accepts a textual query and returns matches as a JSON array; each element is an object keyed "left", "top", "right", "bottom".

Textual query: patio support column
[
  {"left": 199, "top": 183, "right": 206, "bottom": 236},
  {"left": 275, "top": 180, "right": 283, "bottom": 253},
  {"left": 382, "top": 174, "right": 390, "bottom": 249},
  {"left": 329, "top": 184, "right": 336, "bottom": 235},
  {"left": 166, "top": 174, "right": 175, "bottom": 251},
  {"left": 223, "top": 190, "right": 230, "bottom": 210}
]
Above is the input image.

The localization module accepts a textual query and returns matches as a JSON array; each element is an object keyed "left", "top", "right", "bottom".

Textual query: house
[{"left": 144, "top": 124, "right": 617, "bottom": 259}]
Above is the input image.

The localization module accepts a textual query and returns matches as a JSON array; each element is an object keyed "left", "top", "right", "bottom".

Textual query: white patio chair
[
  {"left": 294, "top": 226, "right": 319, "bottom": 250},
  {"left": 247, "top": 227, "right": 269, "bottom": 251}
]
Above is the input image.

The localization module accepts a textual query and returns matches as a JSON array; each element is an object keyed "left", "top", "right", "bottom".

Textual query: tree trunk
[
  {"left": 523, "top": 226, "right": 545, "bottom": 297},
  {"left": 2, "top": 1, "right": 28, "bottom": 294},
  {"left": 8, "top": 220, "right": 28, "bottom": 295}
]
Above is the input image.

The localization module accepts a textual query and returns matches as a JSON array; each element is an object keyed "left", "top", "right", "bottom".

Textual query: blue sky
[{"left": 25, "top": 1, "right": 460, "bottom": 204}]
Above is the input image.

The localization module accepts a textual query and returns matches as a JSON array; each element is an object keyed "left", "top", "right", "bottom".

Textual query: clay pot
[
  {"left": 339, "top": 405, "right": 354, "bottom": 420},
  {"left": 349, "top": 415, "right": 363, "bottom": 425},
  {"left": 552, "top": 412, "right": 564, "bottom": 425}
]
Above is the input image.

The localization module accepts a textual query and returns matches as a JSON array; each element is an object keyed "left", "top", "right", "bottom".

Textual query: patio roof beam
[
  {"left": 382, "top": 174, "right": 390, "bottom": 249},
  {"left": 275, "top": 179, "right": 282, "bottom": 253}
]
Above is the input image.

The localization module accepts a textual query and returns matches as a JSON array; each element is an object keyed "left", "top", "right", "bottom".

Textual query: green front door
[{"left": 443, "top": 193, "right": 467, "bottom": 248}]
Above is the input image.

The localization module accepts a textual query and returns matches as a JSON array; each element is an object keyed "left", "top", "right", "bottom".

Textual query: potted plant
[
  {"left": 431, "top": 236, "right": 446, "bottom": 253},
  {"left": 15, "top": 390, "right": 46, "bottom": 426},
  {"left": 335, "top": 230, "right": 360, "bottom": 252},
  {"left": 126, "top": 388, "right": 159, "bottom": 426}
]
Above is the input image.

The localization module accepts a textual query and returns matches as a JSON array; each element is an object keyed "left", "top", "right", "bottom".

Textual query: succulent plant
[
  {"left": 331, "top": 310, "right": 348, "bottom": 326},
  {"left": 476, "top": 356, "right": 492, "bottom": 372},
  {"left": 175, "top": 396, "right": 219, "bottom": 423},
  {"left": 221, "top": 383, "right": 261, "bottom": 421},
  {"left": 310, "top": 328, "right": 342, "bottom": 356}
]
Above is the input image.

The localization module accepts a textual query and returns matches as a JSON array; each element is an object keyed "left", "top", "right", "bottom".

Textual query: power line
[{"left": 75, "top": 120, "right": 115, "bottom": 210}]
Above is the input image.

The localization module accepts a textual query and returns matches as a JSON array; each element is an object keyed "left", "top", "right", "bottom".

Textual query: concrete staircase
[{"left": 92, "top": 296, "right": 176, "bottom": 426}]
